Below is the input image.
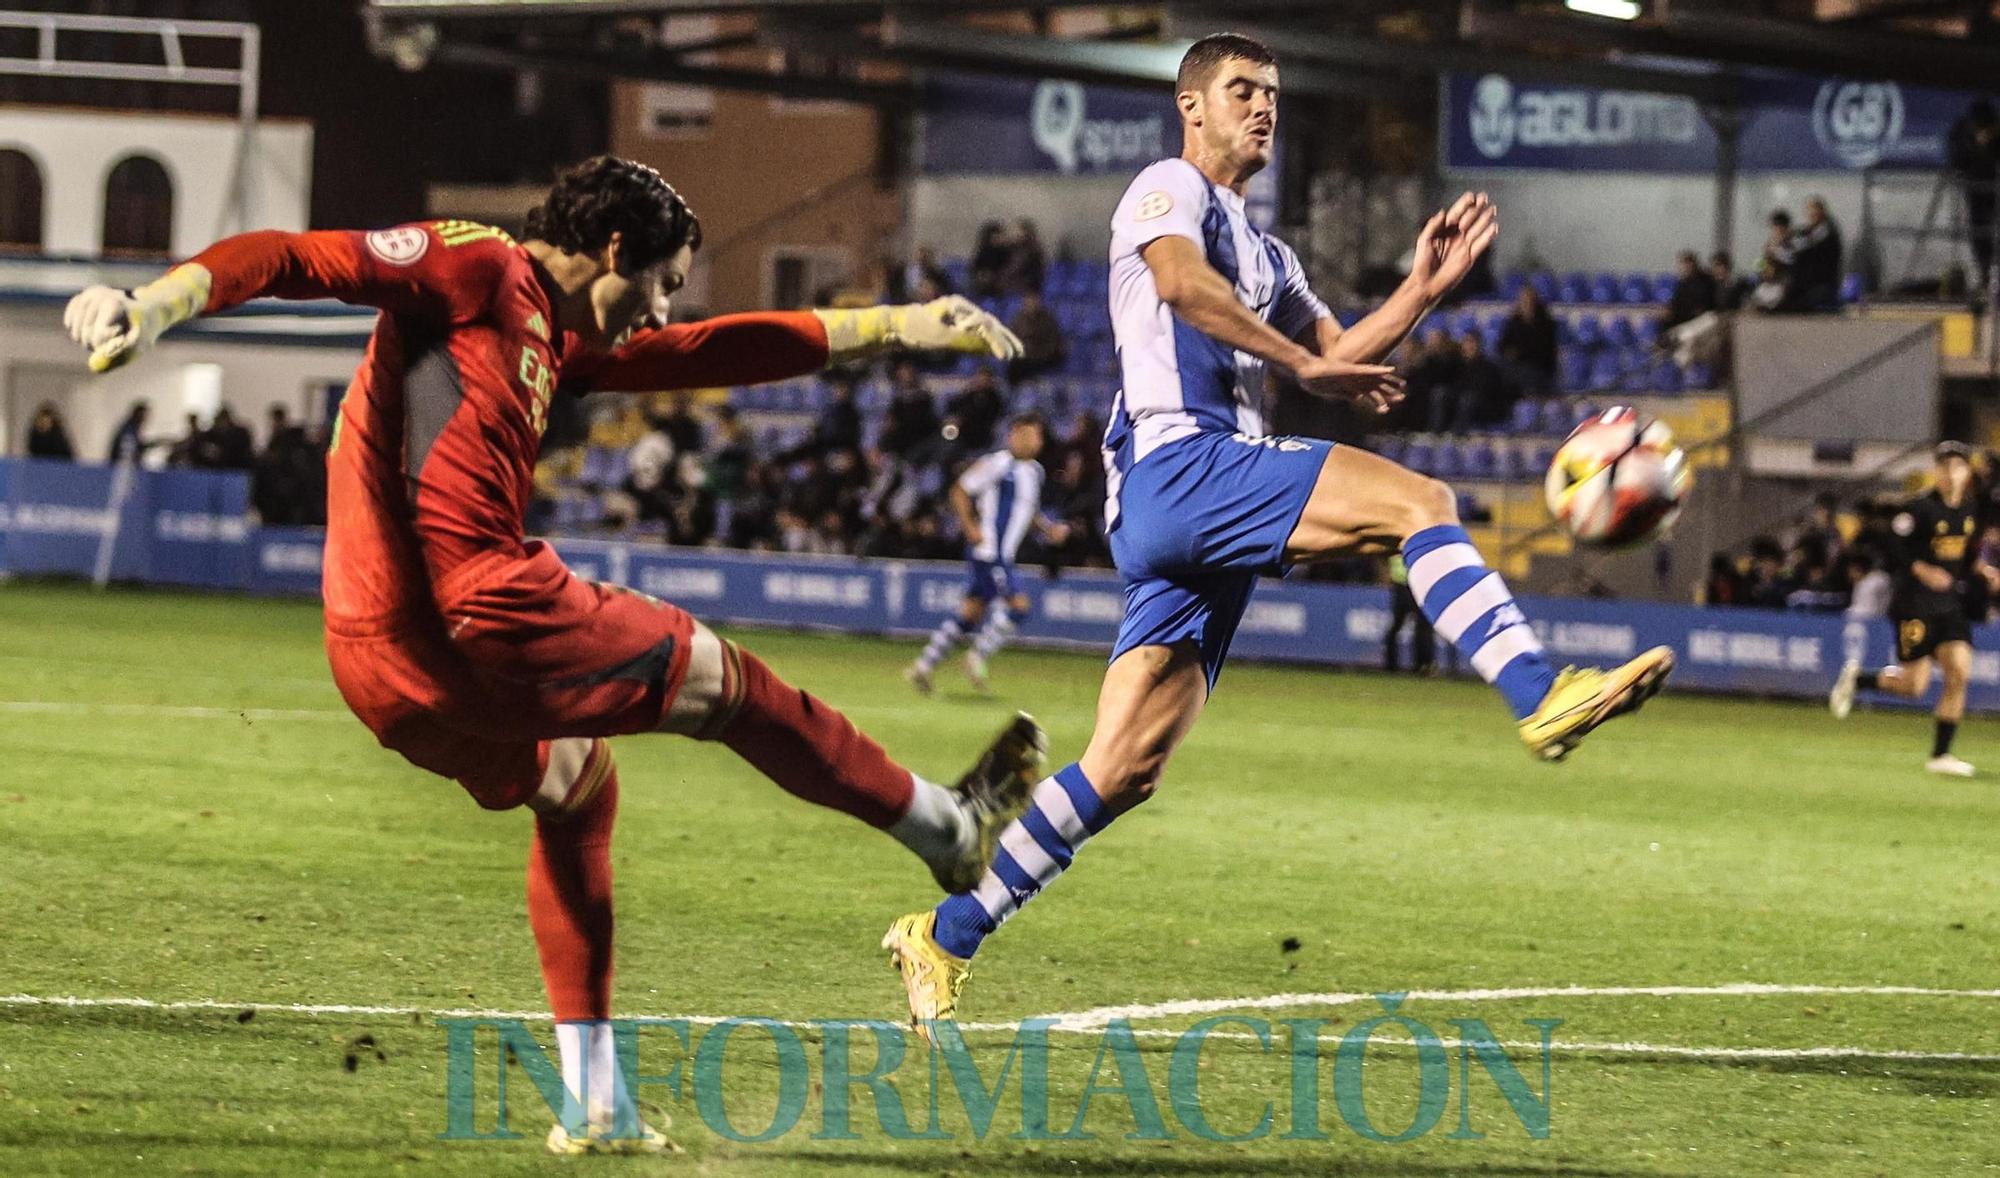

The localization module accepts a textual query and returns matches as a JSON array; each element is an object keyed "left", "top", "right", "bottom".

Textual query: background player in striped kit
[{"left": 907, "top": 412, "right": 1067, "bottom": 694}]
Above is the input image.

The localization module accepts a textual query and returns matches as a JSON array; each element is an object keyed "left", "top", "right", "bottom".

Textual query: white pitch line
[
  {"left": 0, "top": 700, "right": 349, "bottom": 722},
  {"left": 4, "top": 987, "right": 1999, "bottom": 1065},
  {"left": 1032, "top": 983, "right": 2000, "bottom": 1030}
]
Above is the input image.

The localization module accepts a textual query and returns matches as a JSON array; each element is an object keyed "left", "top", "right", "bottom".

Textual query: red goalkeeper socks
[{"left": 717, "top": 646, "right": 915, "bottom": 830}]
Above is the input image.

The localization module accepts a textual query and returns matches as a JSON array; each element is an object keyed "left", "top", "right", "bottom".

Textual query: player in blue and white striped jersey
[
  {"left": 883, "top": 32, "right": 1675, "bottom": 1037},
  {"left": 907, "top": 412, "right": 1063, "bottom": 695}
]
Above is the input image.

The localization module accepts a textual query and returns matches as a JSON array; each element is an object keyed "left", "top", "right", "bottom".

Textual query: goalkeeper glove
[
  {"left": 812, "top": 296, "right": 1023, "bottom": 366},
  {"left": 63, "top": 263, "right": 214, "bottom": 373}
]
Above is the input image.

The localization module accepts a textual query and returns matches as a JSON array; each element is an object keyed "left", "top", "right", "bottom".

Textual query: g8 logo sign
[
  {"left": 1469, "top": 75, "right": 1517, "bottom": 160},
  {"left": 1812, "top": 81, "right": 1904, "bottom": 168}
]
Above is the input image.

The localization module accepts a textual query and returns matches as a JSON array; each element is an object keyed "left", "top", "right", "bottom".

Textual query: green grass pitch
[{"left": 1, "top": 581, "right": 1996, "bottom": 1176}]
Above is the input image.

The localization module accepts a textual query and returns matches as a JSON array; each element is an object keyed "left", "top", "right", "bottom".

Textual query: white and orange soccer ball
[{"left": 1544, "top": 407, "right": 1692, "bottom": 548}]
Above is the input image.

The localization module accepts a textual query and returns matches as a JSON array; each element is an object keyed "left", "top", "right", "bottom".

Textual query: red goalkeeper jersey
[{"left": 186, "top": 222, "right": 828, "bottom": 626}]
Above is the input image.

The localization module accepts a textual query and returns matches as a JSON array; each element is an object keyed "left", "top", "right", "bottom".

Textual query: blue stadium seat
[
  {"left": 1372, "top": 435, "right": 1407, "bottom": 465},
  {"left": 1540, "top": 399, "right": 1573, "bottom": 435},
  {"left": 1508, "top": 398, "right": 1541, "bottom": 435},
  {"left": 1635, "top": 317, "right": 1661, "bottom": 349},
  {"left": 1559, "top": 349, "right": 1590, "bottom": 393},
  {"left": 1403, "top": 439, "right": 1435, "bottom": 475},
  {"left": 943, "top": 258, "right": 970, "bottom": 290},
  {"left": 1589, "top": 274, "right": 1619, "bottom": 304},
  {"left": 1652, "top": 273, "right": 1678, "bottom": 304},
  {"left": 1570, "top": 314, "right": 1603, "bottom": 349},
  {"left": 1499, "top": 272, "right": 1527, "bottom": 301},
  {"left": 1841, "top": 273, "right": 1864, "bottom": 304},
  {"left": 1528, "top": 441, "right": 1559, "bottom": 472},
  {"left": 1462, "top": 441, "right": 1496, "bottom": 480},
  {"left": 1651, "top": 357, "right": 1684, "bottom": 394},
  {"left": 1604, "top": 317, "right": 1636, "bottom": 349},
  {"left": 1430, "top": 442, "right": 1462, "bottom": 479},
  {"left": 1493, "top": 443, "right": 1526, "bottom": 482},
  {"left": 1621, "top": 273, "right": 1652, "bottom": 304},
  {"left": 1451, "top": 310, "right": 1481, "bottom": 338},
  {"left": 1588, "top": 352, "right": 1622, "bottom": 391},
  {"left": 1619, "top": 351, "right": 1653, "bottom": 392},
  {"left": 1558, "top": 273, "right": 1587, "bottom": 303},
  {"left": 1684, "top": 360, "right": 1716, "bottom": 388},
  {"left": 1530, "top": 271, "right": 1559, "bottom": 303}
]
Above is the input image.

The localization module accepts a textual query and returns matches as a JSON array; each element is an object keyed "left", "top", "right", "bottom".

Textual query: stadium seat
[
  {"left": 1451, "top": 310, "right": 1480, "bottom": 338},
  {"left": 1558, "top": 273, "right": 1586, "bottom": 303},
  {"left": 1402, "top": 439, "right": 1435, "bottom": 474},
  {"left": 1604, "top": 317, "right": 1636, "bottom": 349},
  {"left": 1684, "top": 360, "right": 1716, "bottom": 388},
  {"left": 1461, "top": 440, "right": 1496, "bottom": 480},
  {"left": 1588, "top": 274, "right": 1619, "bottom": 304},
  {"left": 1430, "top": 442, "right": 1462, "bottom": 480},
  {"left": 1621, "top": 273, "right": 1652, "bottom": 304},
  {"left": 1652, "top": 273, "right": 1678, "bottom": 304},
  {"left": 1587, "top": 353, "right": 1621, "bottom": 392},
  {"left": 1371, "top": 435, "right": 1407, "bottom": 465},
  {"left": 1570, "top": 314, "right": 1602, "bottom": 349},
  {"left": 1530, "top": 271, "right": 1559, "bottom": 303},
  {"left": 1635, "top": 317, "right": 1661, "bottom": 349},
  {"left": 1540, "top": 399, "right": 1573, "bottom": 435},
  {"left": 1619, "top": 351, "right": 1653, "bottom": 392},
  {"left": 1841, "top": 273, "right": 1864, "bottom": 304},
  {"left": 1499, "top": 272, "right": 1527, "bottom": 301},
  {"left": 1508, "top": 398, "right": 1541, "bottom": 435},
  {"left": 1651, "top": 358, "right": 1684, "bottom": 394},
  {"left": 1559, "top": 349, "right": 1590, "bottom": 393}
]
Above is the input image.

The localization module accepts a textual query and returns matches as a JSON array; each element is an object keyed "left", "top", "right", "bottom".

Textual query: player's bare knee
[
  {"left": 658, "top": 623, "right": 729, "bottom": 736},
  {"left": 1403, "top": 476, "right": 1460, "bottom": 537},
  {"left": 526, "top": 737, "right": 612, "bottom": 817}
]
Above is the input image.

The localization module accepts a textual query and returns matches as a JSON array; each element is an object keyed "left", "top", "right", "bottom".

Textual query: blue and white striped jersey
[
  {"left": 1102, "top": 158, "right": 1329, "bottom": 527},
  {"left": 959, "top": 449, "right": 1044, "bottom": 563}
]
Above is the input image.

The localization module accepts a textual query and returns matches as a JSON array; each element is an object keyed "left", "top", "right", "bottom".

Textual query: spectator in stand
[
  {"left": 704, "top": 405, "right": 753, "bottom": 504},
  {"left": 619, "top": 417, "right": 678, "bottom": 526},
  {"left": 1403, "top": 327, "right": 1461, "bottom": 433},
  {"left": 1789, "top": 197, "right": 1843, "bottom": 312},
  {"left": 942, "top": 367, "right": 1005, "bottom": 459},
  {"left": 970, "top": 222, "right": 1011, "bottom": 298},
  {"left": 1664, "top": 249, "right": 1718, "bottom": 330},
  {"left": 653, "top": 392, "right": 705, "bottom": 457},
  {"left": 1949, "top": 99, "right": 2000, "bottom": 287},
  {"left": 1709, "top": 252, "right": 1750, "bottom": 311},
  {"left": 1430, "top": 333, "right": 1510, "bottom": 434},
  {"left": 251, "top": 406, "right": 318, "bottom": 525},
  {"left": 1844, "top": 551, "right": 1892, "bottom": 619},
  {"left": 880, "top": 361, "right": 940, "bottom": 462},
  {"left": 1698, "top": 552, "right": 1745, "bottom": 606},
  {"left": 166, "top": 411, "right": 206, "bottom": 467},
  {"left": 107, "top": 401, "right": 151, "bottom": 465},
  {"left": 1002, "top": 219, "right": 1046, "bottom": 296},
  {"left": 1754, "top": 210, "right": 1795, "bottom": 312},
  {"left": 207, "top": 406, "right": 256, "bottom": 470},
  {"left": 1790, "top": 491, "right": 1844, "bottom": 564},
  {"left": 901, "top": 245, "right": 953, "bottom": 302},
  {"left": 1382, "top": 554, "right": 1435, "bottom": 674},
  {"left": 1496, "top": 285, "right": 1557, "bottom": 395},
  {"left": 1007, "top": 291, "right": 1067, "bottom": 383},
  {"left": 26, "top": 402, "right": 74, "bottom": 461},
  {"left": 1743, "top": 536, "right": 1793, "bottom": 607}
]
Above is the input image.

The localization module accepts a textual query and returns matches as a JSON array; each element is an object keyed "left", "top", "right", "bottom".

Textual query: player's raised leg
[
  {"left": 886, "top": 640, "right": 1207, "bottom": 1037},
  {"left": 1285, "top": 444, "right": 1672, "bottom": 761}
]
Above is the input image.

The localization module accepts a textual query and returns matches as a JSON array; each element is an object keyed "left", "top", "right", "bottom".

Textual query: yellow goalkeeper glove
[
  {"left": 812, "top": 296, "right": 1023, "bottom": 366},
  {"left": 63, "top": 263, "right": 214, "bottom": 373}
]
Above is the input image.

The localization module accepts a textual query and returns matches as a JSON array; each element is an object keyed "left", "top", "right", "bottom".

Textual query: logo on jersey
[
  {"left": 365, "top": 227, "right": 429, "bottom": 266},
  {"left": 1135, "top": 190, "right": 1174, "bottom": 221}
]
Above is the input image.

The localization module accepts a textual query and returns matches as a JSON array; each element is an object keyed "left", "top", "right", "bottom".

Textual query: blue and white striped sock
[
  {"left": 914, "top": 617, "right": 967, "bottom": 674},
  {"left": 932, "top": 762, "right": 1111, "bottom": 959},
  {"left": 1403, "top": 524, "right": 1557, "bottom": 719},
  {"left": 971, "top": 605, "right": 1015, "bottom": 660}
]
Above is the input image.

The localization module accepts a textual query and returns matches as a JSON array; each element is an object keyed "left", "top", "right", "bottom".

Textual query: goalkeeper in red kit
[{"left": 63, "top": 156, "right": 1042, "bottom": 1153}]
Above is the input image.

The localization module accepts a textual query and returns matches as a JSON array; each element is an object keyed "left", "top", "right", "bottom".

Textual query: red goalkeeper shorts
[{"left": 324, "top": 541, "right": 695, "bottom": 811}]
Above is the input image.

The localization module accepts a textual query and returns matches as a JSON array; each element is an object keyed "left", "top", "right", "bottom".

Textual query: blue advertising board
[
  {"left": 1444, "top": 71, "right": 1987, "bottom": 173},
  {"left": 4, "top": 457, "right": 1995, "bottom": 711}
]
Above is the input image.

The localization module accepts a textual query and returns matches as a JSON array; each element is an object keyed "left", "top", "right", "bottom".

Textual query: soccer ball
[{"left": 1544, "top": 407, "right": 1691, "bottom": 548}]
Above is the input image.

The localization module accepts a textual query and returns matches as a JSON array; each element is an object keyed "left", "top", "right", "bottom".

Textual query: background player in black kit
[{"left": 1831, "top": 442, "right": 2000, "bottom": 776}]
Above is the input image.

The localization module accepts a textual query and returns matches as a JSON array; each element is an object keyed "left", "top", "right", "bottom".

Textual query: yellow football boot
[
  {"left": 1518, "top": 646, "right": 1674, "bottom": 762},
  {"left": 544, "top": 1114, "right": 675, "bottom": 1155},
  {"left": 882, "top": 910, "right": 971, "bottom": 1045}
]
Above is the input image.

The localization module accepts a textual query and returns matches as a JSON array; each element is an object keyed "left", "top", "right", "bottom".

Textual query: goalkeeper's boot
[
  {"left": 1829, "top": 659, "right": 1861, "bottom": 719},
  {"left": 882, "top": 910, "right": 970, "bottom": 1046},
  {"left": 929, "top": 712, "right": 1044, "bottom": 893},
  {"left": 963, "top": 649, "right": 993, "bottom": 695},
  {"left": 1519, "top": 646, "right": 1674, "bottom": 763},
  {"left": 545, "top": 1113, "right": 675, "bottom": 1156}
]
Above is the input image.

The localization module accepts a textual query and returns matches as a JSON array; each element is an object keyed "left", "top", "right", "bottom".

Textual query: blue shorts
[
  {"left": 1108, "top": 431, "right": 1332, "bottom": 689},
  {"left": 964, "top": 557, "right": 1022, "bottom": 603}
]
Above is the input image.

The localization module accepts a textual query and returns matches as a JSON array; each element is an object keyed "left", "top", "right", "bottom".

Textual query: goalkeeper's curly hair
[{"left": 525, "top": 155, "right": 702, "bottom": 275}]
